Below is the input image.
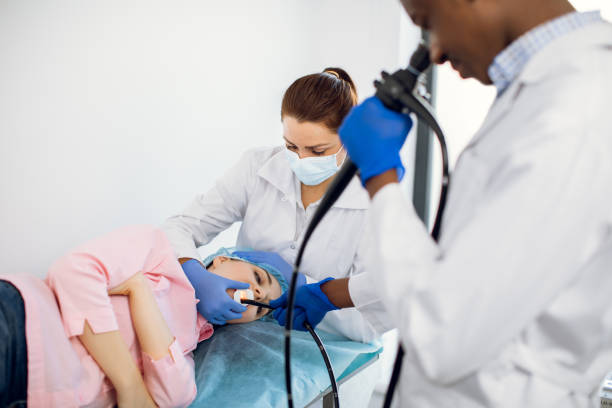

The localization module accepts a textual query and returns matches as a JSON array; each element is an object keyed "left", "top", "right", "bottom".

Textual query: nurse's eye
[
  {"left": 286, "top": 144, "right": 297, "bottom": 151},
  {"left": 311, "top": 149, "right": 325, "bottom": 155}
]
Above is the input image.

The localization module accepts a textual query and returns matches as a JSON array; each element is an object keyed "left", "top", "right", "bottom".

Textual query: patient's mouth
[{"left": 233, "top": 289, "right": 254, "bottom": 303}]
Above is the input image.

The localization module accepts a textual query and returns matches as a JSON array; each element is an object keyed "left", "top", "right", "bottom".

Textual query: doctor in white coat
[
  {"left": 274, "top": 0, "right": 612, "bottom": 406},
  {"left": 162, "top": 67, "right": 380, "bottom": 343}
]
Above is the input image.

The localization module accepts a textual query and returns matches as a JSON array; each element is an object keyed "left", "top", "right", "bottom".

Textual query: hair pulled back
[{"left": 281, "top": 67, "right": 358, "bottom": 133}]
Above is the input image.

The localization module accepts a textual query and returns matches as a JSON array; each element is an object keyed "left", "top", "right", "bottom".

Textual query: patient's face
[{"left": 208, "top": 256, "right": 282, "bottom": 323}]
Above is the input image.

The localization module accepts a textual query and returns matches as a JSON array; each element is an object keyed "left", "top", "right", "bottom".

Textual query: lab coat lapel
[
  {"left": 257, "top": 148, "right": 297, "bottom": 203},
  {"left": 464, "top": 84, "right": 518, "bottom": 150},
  {"left": 333, "top": 176, "right": 370, "bottom": 210}
]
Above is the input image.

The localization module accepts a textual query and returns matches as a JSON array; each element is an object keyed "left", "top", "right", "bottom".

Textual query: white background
[{"left": 0, "top": 0, "right": 420, "bottom": 278}]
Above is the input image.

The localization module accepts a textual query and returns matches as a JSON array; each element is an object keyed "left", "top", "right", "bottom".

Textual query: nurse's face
[
  {"left": 282, "top": 116, "right": 347, "bottom": 165},
  {"left": 399, "top": 0, "right": 507, "bottom": 84},
  {"left": 208, "top": 256, "right": 282, "bottom": 323}
]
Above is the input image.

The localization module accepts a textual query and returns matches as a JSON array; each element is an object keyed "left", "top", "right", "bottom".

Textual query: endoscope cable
[{"left": 241, "top": 299, "right": 340, "bottom": 408}]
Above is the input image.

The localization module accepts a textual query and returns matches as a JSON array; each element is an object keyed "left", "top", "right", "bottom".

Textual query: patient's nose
[{"left": 253, "top": 285, "right": 263, "bottom": 300}]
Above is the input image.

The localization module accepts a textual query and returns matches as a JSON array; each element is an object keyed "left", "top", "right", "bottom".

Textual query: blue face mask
[{"left": 285, "top": 146, "right": 345, "bottom": 186}]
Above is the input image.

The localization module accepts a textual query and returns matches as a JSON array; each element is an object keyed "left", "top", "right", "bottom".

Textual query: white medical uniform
[
  {"left": 363, "top": 21, "right": 612, "bottom": 407},
  {"left": 163, "top": 146, "right": 380, "bottom": 343}
]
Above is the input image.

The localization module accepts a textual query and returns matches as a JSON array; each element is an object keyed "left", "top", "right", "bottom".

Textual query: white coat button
[
  {"left": 290, "top": 244, "right": 296, "bottom": 249},
  {"left": 281, "top": 196, "right": 288, "bottom": 202}
]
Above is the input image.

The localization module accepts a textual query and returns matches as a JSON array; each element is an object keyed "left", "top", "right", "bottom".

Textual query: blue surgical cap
[{"left": 201, "top": 247, "right": 289, "bottom": 293}]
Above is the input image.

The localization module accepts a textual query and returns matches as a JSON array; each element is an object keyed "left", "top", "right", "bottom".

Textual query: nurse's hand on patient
[
  {"left": 181, "top": 259, "right": 248, "bottom": 325},
  {"left": 270, "top": 278, "right": 339, "bottom": 331},
  {"left": 338, "top": 96, "right": 413, "bottom": 185}
]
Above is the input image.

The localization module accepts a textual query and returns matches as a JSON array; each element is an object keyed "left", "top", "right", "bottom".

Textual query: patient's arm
[
  {"left": 78, "top": 272, "right": 174, "bottom": 408},
  {"left": 107, "top": 272, "right": 174, "bottom": 359},
  {"left": 78, "top": 321, "right": 157, "bottom": 407},
  {"left": 108, "top": 272, "right": 196, "bottom": 408}
]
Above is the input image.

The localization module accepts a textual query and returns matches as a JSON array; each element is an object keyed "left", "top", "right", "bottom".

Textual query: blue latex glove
[
  {"left": 231, "top": 250, "right": 307, "bottom": 289},
  {"left": 182, "top": 259, "right": 248, "bottom": 325},
  {"left": 338, "top": 96, "right": 414, "bottom": 185},
  {"left": 270, "top": 277, "right": 338, "bottom": 331}
]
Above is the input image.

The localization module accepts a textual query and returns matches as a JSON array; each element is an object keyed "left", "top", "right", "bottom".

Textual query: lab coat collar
[
  {"left": 467, "top": 20, "right": 612, "bottom": 149},
  {"left": 519, "top": 20, "right": 611, "bottom": 87},
  {"left": 257, "top": 147, "right": 369, "bottom": 210}
]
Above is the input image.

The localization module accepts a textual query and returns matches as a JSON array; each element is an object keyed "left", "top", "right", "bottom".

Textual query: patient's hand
[
  {"left": 108, "top": 271, "right": 148, "bottom": 296},
  {"left": 109, "top": 271, "right": 174, "bottom": 361}
]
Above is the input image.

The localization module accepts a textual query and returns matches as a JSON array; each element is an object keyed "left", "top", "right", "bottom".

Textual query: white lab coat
[
  {"left": 364, "top": 21, "right": 612, "bottom": 407},
  {"left": 163, "top": 146, "right": 381, "bottom": 343}
]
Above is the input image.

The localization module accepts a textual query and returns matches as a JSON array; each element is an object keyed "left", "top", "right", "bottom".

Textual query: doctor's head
[
  {"left": 281, "top": 68, "right": 358, "bottom": 186},
  {"left": 398, "top": 0, "right": 575, "bottom": 84}
]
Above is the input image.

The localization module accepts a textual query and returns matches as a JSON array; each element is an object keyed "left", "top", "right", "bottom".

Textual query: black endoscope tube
[
  {"left": 377, "top": 44, "right": 448, "bottom": 408},
  {"left": 305, "top": 321, "right": 339, "bottom": 407},
  {"left": 284, "top": 161, "right": 357, "bottom": 408},
  {"left": 284, "top": 42, "right": 449, "bottom": 408}
]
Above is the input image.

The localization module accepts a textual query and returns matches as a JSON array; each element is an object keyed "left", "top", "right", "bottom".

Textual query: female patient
[{"left": 0, "top": 225, "right": 289, "bottom": 408}]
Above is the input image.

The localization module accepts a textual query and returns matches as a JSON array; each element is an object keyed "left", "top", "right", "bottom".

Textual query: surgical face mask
[{"left": 285, "top": 146, "right": 345, "bottom": 186}]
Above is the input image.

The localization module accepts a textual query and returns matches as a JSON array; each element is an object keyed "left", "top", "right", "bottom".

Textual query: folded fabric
[{"left": 190, "top": 320, "right": 382, "bottom": 407}]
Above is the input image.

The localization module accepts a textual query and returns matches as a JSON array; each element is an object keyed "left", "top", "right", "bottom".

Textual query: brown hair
[{"left": 281, "top": 67, "right": 358, "bottom": 133}]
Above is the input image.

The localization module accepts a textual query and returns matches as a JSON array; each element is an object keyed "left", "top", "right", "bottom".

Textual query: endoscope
[{"left": 283, "top": 41, "right": 450, "bottom": 408}]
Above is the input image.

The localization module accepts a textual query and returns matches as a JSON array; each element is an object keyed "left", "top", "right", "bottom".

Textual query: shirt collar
[
  {"left": 257, "top": 147, "right": 369, "bottom": 210},
  {"left": 488, "top": 11, "right": 602, "bottom": 95}
]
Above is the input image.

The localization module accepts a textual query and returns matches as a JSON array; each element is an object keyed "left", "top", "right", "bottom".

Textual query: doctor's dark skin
[{"left": 320, "top": 0, "right": 576, "bottom": 308}]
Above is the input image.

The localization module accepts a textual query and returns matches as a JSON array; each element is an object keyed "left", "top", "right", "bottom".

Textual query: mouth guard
[{"left": 234, "top": 289, "right": 254, "bottom": 303}]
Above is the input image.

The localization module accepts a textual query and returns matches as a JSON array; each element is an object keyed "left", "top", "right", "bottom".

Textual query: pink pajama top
[{"left": 2, "top": 225, "right": 214, "bottom": 407}]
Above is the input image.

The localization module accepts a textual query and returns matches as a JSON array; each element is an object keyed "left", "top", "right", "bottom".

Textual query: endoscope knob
[{"left": 409, "top": 42, "right": 431, "bottom": 74}]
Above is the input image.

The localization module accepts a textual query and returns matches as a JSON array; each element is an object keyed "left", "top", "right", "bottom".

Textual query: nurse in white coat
[
  {"left": 276, "top": 0, "right": 612, "bottom": 406},
  {"left": 163, "top": 67, "right": 379, "bottom": 343}
]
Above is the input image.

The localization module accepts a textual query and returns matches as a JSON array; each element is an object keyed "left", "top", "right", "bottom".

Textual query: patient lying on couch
[{"left": 0, "top": 225, "right": 290, "bottom": 408}]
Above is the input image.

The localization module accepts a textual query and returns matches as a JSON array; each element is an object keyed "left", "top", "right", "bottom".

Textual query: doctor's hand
[
  {"left": 181, "top": 259, "right": 248, "bottom": 325},
  {"left": 339, "top": 96, "right": 413, "bottom": 185},
  {"left": 270, "top": 278, "right": 339, "bottom": 331}
]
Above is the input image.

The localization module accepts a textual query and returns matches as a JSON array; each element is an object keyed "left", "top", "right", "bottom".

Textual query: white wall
[{"left": 0, "top": 0, "right": 420, "bottom": 277}]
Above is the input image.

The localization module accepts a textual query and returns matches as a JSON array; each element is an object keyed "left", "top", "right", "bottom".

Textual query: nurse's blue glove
[
  {"left": 270, "top": 277, "right": 338, "bottom": 331},
  {"left": 181, "top": 259, "right": 248, "bottom": 325},
  {"left": 338, "top": 96, "right": 413, "bottom": 185}
]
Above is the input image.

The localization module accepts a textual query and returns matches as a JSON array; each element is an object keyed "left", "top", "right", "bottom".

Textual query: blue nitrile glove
[
  {"left": 338, "top": 96, "right": 414, "bottom": 185},
  {"left": 181, "top": 259, "right": 248, "bottom": 325},
  {"left": 231, "top": 250, "right": 307, "bottom": 289},
  {"left": 270, "top": 277, "right": 338, "bottom": 331}
]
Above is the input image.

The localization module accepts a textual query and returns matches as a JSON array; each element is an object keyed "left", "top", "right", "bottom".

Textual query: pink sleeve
[
  {"left": 141, "top": 339, "right": 197, "bottom": 408},
  {"left": 46, "top": 225, "right": 170, "bottom": 336}
]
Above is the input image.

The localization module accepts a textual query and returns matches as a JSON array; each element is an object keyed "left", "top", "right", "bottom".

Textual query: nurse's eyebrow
[{"left": 282, "top": 136, "right": 333, "bottom": 149}]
